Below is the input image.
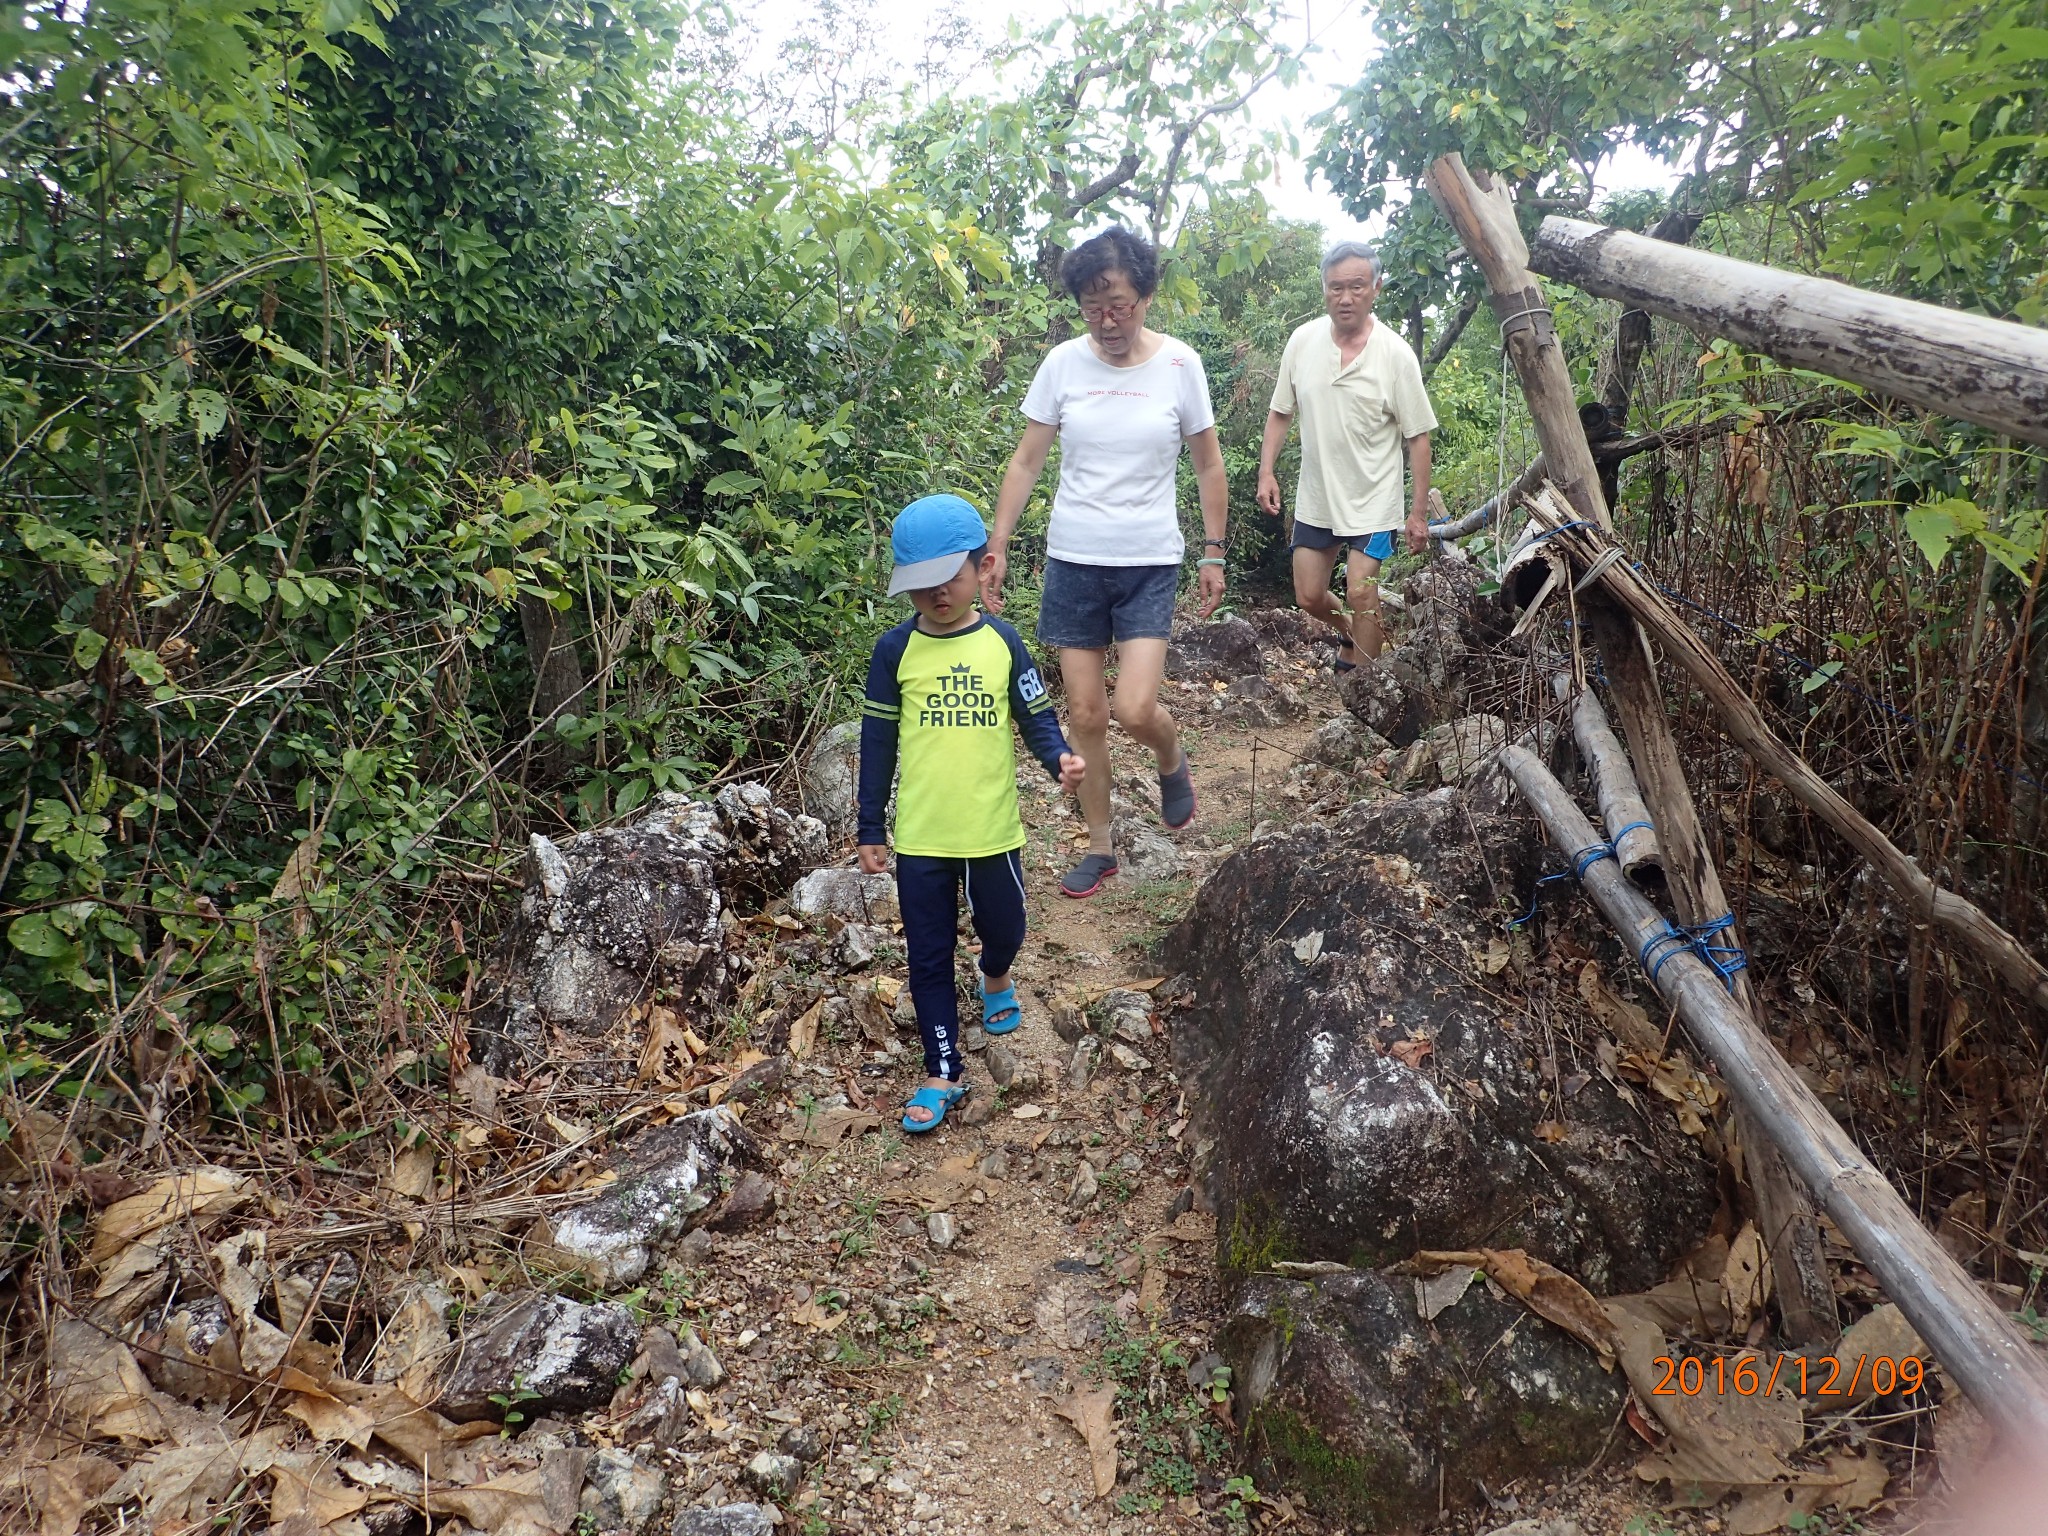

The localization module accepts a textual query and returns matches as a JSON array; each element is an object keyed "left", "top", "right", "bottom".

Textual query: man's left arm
[{"left": 1404, "top": 432, "right": 1433, "bottom": 554}]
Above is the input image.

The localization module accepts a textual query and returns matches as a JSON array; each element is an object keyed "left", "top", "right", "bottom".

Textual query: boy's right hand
[{"left": 857, "top": 844, "right": 890, "bottom": 874}]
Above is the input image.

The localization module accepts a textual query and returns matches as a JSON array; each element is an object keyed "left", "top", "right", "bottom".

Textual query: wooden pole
[
  {"left": 1559, "top": 680, "right": 1664, "bottom": 886},
  {"left": 1528, "top": 217, "right": 2048, "bottom": 448},
  {"left": 1423, "top": 154, "right": 1838, "bottom": 1342},
  {"left": 1521, "top": 485, "right": 2048, "bottom": 1014},
  {"left": 1500, "top": 743, "right": 2048, "bottom": 1443}
]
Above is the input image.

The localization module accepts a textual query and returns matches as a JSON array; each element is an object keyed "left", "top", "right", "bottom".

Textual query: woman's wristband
[{"left": 1196, "top": 557, "right": 1226, "bottom": 568}]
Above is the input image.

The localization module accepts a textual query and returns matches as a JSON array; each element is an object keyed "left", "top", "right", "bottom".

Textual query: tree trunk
[
  {"left": 1532, "top": 216, "right": 2048, "bottom": 447},
  {"left": 518, "top": 591, "right": 587, "bottom": 779},
  {"left": 1599, "top": 208, "right": 1701, "bottom": 426}
]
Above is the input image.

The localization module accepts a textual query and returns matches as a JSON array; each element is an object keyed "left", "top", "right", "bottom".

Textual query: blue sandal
[
  {"left": 982, "top": 980, "right": 1021, "bottom": 1036},
  {"left": 901, "top": 1082, "right": 968, "bottom": 1134}
]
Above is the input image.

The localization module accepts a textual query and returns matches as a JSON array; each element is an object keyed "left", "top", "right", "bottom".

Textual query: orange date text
[{"left": 1649, "top": 1354, "right": 1924, "bottom": 1398}]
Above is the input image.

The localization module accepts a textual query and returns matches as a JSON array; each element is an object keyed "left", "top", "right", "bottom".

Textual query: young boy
[{"left": 857, "top": 494, "right": 1085, "bottom": 1133}]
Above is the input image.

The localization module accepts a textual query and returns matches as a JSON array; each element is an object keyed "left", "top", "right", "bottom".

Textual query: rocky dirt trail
[{"left": 5, "top": 591, "right": 1988, "bottom": 1536}]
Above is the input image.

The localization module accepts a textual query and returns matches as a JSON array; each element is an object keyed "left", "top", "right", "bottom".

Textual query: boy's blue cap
[{"left": 887, "top": 494, "right": 988, "bottom": 596}]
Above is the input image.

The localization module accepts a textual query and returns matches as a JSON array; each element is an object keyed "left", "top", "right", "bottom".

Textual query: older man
[{"left": 1256, "top": 241, "right": 1438, "bottom": 665}]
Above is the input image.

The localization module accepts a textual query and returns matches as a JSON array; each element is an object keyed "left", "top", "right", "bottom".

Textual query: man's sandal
[
  {"left": 901, "top": 1082, "right": 969, "bottom": 1134},
  {"left": 1159, "top": 759, "right": 1197, "bottom": 830},
  {"left": 982, "top": 980, "right": 1022, "bottom": 1036}
]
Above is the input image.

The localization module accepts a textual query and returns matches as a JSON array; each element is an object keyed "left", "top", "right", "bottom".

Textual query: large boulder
[
  {"left": 1161, "top": 790, "right": 1716, "bottom": 1296},
  {"left": 1167, "top": 615, "right": 1262, "bottom": 682},
  {"left": 473, "top": 784, "right": 826, "bottom": 1074},
  {"left": 1222, "top": 1269, "right": 1623, "bottom": 1528}
]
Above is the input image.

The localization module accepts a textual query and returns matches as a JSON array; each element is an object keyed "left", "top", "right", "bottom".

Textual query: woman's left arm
[{"left": 1188, "top": 426, "right": 1228, "bottom": 618}]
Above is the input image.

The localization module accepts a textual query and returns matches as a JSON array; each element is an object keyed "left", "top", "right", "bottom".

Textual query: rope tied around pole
[
  {"left": 1639, "top": 912, "right": 1749, "bottom": 993},
  {"left": 1609, "top": 818, "right": 1654, "bottom": 842}
]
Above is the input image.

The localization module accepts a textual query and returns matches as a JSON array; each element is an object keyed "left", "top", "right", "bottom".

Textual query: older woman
[{"left": 983, "top": 227, "right": 1228, "bottom": 899}]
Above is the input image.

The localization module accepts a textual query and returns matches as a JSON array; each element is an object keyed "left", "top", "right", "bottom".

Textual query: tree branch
[{"left": 1422, "top": 289, "right": 1481, "bottom": 379}]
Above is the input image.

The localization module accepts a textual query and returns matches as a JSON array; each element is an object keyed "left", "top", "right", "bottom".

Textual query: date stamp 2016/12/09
[{"left": 1651, "top": 1354, "right": 1925, "bottom": 1398}]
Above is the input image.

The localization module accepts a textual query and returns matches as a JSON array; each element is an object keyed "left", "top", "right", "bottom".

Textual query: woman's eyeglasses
[{"left": 1078, "top": 299, "right": 1142, "bottom": 323}]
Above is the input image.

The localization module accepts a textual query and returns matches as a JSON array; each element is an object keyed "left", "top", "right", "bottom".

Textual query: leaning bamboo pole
[
  {"left": 1552, "top": 677, "right": 1664, "bottom": 885},
  {"left": 1521, "top": 483, "right": 2048, "bottom": 1014},
  {"left": 1499, "top": 743, "right": 2048, "bottom": 1442},
  {"left": 1528, "top": 218, "right": 2048, "bottom": 448}
]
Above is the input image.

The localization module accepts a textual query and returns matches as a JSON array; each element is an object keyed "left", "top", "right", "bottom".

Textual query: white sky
[{"left": 736, "top": 0, "right": 1680, "bottom": 244}]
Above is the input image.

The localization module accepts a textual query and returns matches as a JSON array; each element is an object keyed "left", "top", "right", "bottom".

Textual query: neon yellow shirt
[{"left": 857, "top": 615, "right": 1070, "bottom": 858}]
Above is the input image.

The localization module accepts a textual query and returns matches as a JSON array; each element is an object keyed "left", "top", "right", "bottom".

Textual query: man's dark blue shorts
[
  {"left": 1290, "top": 522, "right": 1395, "bottom": 561},
  {"left": 1036, "top": 557, "right": 1177, "bottom": 650}
]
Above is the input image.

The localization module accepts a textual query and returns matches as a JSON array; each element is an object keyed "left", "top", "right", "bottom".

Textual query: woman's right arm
[{"left": 985, "top": 418, "right": 1059, "bottom": 616}]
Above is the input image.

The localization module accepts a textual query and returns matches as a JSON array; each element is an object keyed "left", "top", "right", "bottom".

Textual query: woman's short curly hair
[{"left": 1059, "top": 227, "right": 1159, "bottom": 301}]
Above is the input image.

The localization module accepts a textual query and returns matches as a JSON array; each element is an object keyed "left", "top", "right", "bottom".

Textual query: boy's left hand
[{"left": 1057, "top": 752, "right": 1086, "bottom": 792}]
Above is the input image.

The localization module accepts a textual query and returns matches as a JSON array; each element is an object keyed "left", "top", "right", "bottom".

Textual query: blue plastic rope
[
  {"left": 1530, "top": 520, "right": 1594, "bottom": 545},
  {"left": 1609, "top": 819, "right": 1654, "bottom": 843},
  {"left": 1505, "top": 843, "right": 1615, "bottom": 930},
  {"left": 1636, "top": 912, "right": 1748, "bottom": 994}
]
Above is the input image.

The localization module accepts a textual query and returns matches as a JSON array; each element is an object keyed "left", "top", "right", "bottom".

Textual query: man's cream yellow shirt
[{"left": 1271, "top": 318, "right": 1438, "bottom": 537}]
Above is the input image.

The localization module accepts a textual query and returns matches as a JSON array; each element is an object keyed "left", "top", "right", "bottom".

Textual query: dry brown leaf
[
  {"left": 788, "top": 998, "right": 824, "bottom": 1059},
  {"left": 0, "top": 1106, "right": 81, "bottom": 1184},
  {"left": 1151, "top": 1209, "right": 1217, "bottom": 1244},
  {"left": 386, "top": 1145, "right": 435, "bottom": 1202},
  {"left": 1580, "top": 962, "right": 1665, "bottom": 1054},
  {"left": 779, "top": 1105, "right": 880, "bottom": 1148},
  {"left": 1417, "top": 1249, "right": 1616, "bottom": 1369},
  {"left": 790, "top": 1297, "right": 848, "bottom": 1333},
  {"left": 283, "top": 1391, "right": 376, "bottom": 1450},
  {"left": 906, "top": 1155, "right": 995, "bottom": 1208},
  {"left": 268, "top": 1451, "right": 370, "bottom": 1530},
  {"left": 89, "top": 1167, "right": 247, "bottom": 1264},
  {"left": 1035, "top": 1279, "right": 1102, "bottom": 1352},
  {"left": 638, "top": 1006, "right": 701, "bottom": 1087},
  {"left": 1533, "top": 1119, "right": 1568, "bottom": 1143},
  {"left": 873, "top": 976, "right": 903, "bottom": 1006},
  {"left": 424, "top": 1466, "right": 556, "bottom": 1536},
  {"left": 97, "top": 1426, "right": 292, "bottom": 1528},
  {"left": 1607, "top": 1297, "right": 1806, "bottom": 1505},
  {"left": 1415, "top": 1263, "right": 1479, "bottom": 1322},
  {"left": 1138, "top": 1261, "right": 1166, "bottom": 1316},
  {"left": 1388, "top": 1036, "right": 1434, "bottom": 1070},
  {"left": 48, "top": 1317, "right": 179, "bottom": 1444},
  {"left": 1054, "top": 1385, "right": 1120, "bottom": 1498},
  {"left": 368, "top": 1285, "right": 453, "bottom": 1397},
  {"left": 1722, "top": 1222, "right": 1770, "bottom": 1337},
  {"left": 1816, "top": 1303, "right": 1927, "bottom": 1407},
  {"left": 21, "top": 1453, "right": 119, "bottom": 1536},
  {"left": 326, "top": 1380, "right": 493, "bottom": 1470}
]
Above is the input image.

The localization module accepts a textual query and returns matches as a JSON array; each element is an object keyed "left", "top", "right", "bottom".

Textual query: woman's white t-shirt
[{"left": 1020, "top": 334, "right": 1216, "bottom": 567}]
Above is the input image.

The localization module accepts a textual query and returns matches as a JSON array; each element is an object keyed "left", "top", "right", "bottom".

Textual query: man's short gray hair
[{"left": 1321, "top": 241, "right": 1382, "bottom": 280}]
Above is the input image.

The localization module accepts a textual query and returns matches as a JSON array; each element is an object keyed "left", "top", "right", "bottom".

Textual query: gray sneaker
[
  {"left": 1159, "top": 759, "right": 1197, "bottom": 829},
  {"left": 1060, "top": 852, "right": 1119, "bottom": 899}
]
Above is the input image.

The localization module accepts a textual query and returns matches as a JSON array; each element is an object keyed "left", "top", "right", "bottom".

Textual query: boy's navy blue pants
[{"left": 896, "top": 849, "right": 1028, "bottom": 1082}]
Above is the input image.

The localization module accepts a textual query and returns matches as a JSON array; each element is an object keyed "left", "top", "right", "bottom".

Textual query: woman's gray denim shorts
[{"left": 1035, "top": 557, "right": 1178, "bottom": 649}]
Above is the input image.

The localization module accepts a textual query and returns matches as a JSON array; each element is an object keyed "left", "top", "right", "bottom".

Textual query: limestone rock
[
  {"left": 801, "top": 719, "right": 862, "bottom": 844},
  {"left": 672, "top": 1505, "right": 776, "bottom": 1536},
  {"left": 1338, "top": 656, "right": 1428, "bottom": 746},
  {"left": 701, "top": 1170, "right": 777, "bottom": 1233},
  {"left": 1425, "top": 713, "right": 1508, "bottom": 786},
  {"left": 777, "top": 1424, "right": 826, "bottom": 1464},
  {"left": 743, "top": 1449, "right": 801, "bottom": 1498},
  {"left": 787, "top": 867, "right": 899, "bottom": 924},
  {"left": 1212, "top": 674, "right": 1306, "bottom": 727},
  {"left": 1162, "top": 790, "right": 1715, "bottom": 1294},
  {"left": 581, "top": 1448, "right": 668, "bottom": 1535},
  {"left": 834, "top": 922, "right": 886, "bottom": 970},
  {"left": 927, "top": 1213, "right": 958, "bottom": 1249},
  {"left": 1301, "top": 714, "right": 1390, "bottom": 767},
  {"left": 1223, "top": 1270, "right": 1620, "bottom": 1529},
  {"left": 473, "top": 784, "right": 823, "bottom": 1075},
  {"left": 1110, "top": 816, "right": 1186, "bottom": 883},
  {"left": 534, "top": 1107, "right": 754, "bottom": 1287},
  {"left": 1166, "top": 615, "right": 1262, "bottom": 682},
  {"left": 437, "top": 1294, "right": 640, "bottom": 1421}
]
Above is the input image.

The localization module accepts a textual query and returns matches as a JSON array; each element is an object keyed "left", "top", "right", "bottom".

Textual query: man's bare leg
[
  {"left": 1347, "top": 546, "right": 1388, "bottom": 659},
  {"left": 1291, "top": 545, "right": 1356, "bottom": 662}
]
